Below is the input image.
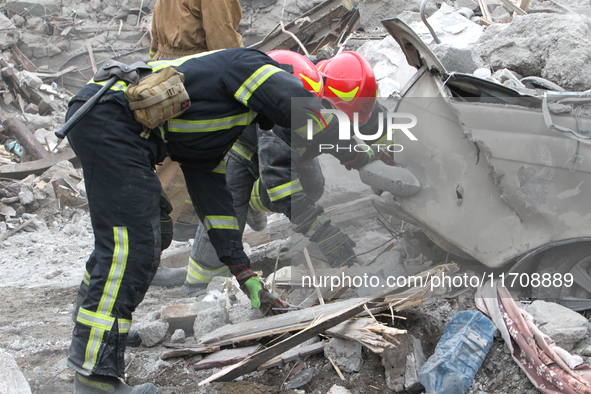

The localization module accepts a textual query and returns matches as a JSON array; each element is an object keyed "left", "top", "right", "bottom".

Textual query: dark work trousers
[
  {"left": 180, "top": 160, "right": 251, "bottom": 280},
  {"left": 186, "top": 142, "right": 325, "bottom": 278},
  {"left": 66, "top": 99, "right": 162, "bottom": 378}
]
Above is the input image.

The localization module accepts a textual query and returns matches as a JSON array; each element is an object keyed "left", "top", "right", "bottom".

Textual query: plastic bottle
[{"left": 419, "top": 310, "right": 494, "bottom": 394}]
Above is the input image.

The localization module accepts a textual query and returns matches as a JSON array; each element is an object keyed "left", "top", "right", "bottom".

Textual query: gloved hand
[
  {"left": 309, "top": 221, "right": 357, "bottom": 267},
  {"left": 340, "top": 148, "right": 375, "bottom": 170},
  {"left": 374, "top": 146, "right": 394, "bottom": 166},
  {"left": 160, "top": 190, "right": 173, "bottom": 251},
  {"left": 243, "top": 277, "right": 263, "bottom": 308},
  {"left": 240, "top": 277, "right": 287, "bottom": 315}
]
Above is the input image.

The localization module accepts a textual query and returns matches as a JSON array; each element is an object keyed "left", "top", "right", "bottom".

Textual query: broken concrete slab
[
  {"left": 356, "top": 0, "right": 437, "bottom": 32},
  {"left": 160, "top": 302, "right": 206, "bottom": 335},
  {"left": 523, "top": 300, "right": 589, "bottom": 351},
  {"left": 0, "top": 349, "right": 32, "bottom": 394},
  {"left": 381, "top": 334, "right": 425, "bottom": 392},
  {"left": 431, "top": 44, "right": 485, "bottom": 74},
  {"left": 228, "top": 303, "right": 264, "bottom": 325},
  {"left": 476, "top": 13, "right": 591, "bottom": 91},
  {"left": 193, "top": 303, "right": 229, "bottom": 341},
  {"left": 136, "top": 321, "right": 169, "bottom": 348},
  {"left": 324, "top": 337, "right": 362, "bottom": 373}
]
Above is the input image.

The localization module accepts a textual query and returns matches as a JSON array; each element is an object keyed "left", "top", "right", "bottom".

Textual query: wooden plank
[
  {"left": 499, "top": 0, "right": 527, "bottom": 15},
  {"left": 31, "top": 66, "right": 77, "bottom": 80},
  {"left": 0, "top": 149, "right": 78, "bottom": 179},
  {"left": 3, "top": 117, "right": 50, "bottom": 160},
  {"left": 194, "top": 345, "right": 262, "bottom": 371},
  {"left": 520, "top": 0, "right": 531, "bottom": 10},
  {"left": 86, "top": 43, "right": 97, "bottom": 74},
  {"left": 478, "top": 0, "right": 492, "bottom": 20},
  {"left": 199, "top": 298, "right": 370, "bottom": 384},
  {"left": 258, "top": 341, "right": 326, "bottom": 369},
  {"left": 160, "top": 345, "right": 220, "bottom": 360},
  {"left": 10, "top": 45, "right": 37, "bottom": 72},
  {"left": 198, "top": 297, "right": 373, "bottom": 347}
]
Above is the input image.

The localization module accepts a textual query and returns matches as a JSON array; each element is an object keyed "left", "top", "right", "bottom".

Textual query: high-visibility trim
[
  {"left": 167, "top": 111, "right": 255, "bottom": 133},
  {"left": 77, "top": 375, "right": 117, "bottom": 391},
  {"left": 185, "top": 194, "right": 192, "bottom": 204},
  {"left": 186, "top": 258, "right": 230, "bottom": 285},
  {"left": 213, "top": 160, "right": 226, "bottom": 174},
  {"left": 294, "top": 113, "right": 334, "bottom": 139},
  {"left": 149, "top": 50, "right": 156, "bottom": 60},
  {"left": 146, "top": 50, "right": 222, "bottom": 71},
  {"left": 83, "top": 269, "right": 91, "bottom": 286},
  {"left": 305, "top": 215, "right": 329, "bottom": 237},
  {"left": 76, "top": 307, "right": 115, "bottom": 331},
  {"left": 231, "top": 140, "right": 255, "bottom": 161},
  {"left": 267, "top": 179, "right": 303, "bottom": 202},
  {"left": 249, "top": 180, "right": 272, "bottom": 212},
  {"left": 235, "top": 64, "right": 283, "bottom": 106},
  {"left": 118, "top": 318, "right": 131, "bottom": 334},
  {"left": 82, "top": 226, "right": 128, "bottom": 371},
  {"left": 318, "top": 231, "right": 347, "bottom": 254},
  {"left": 88, "top": 79, "right": 128, "bottom": 92},
  {"left": 328, "top": 85, "right": 359, "bottom": 102},
  {"left": 203, "top": 216, "right": 239, "bottom": 231}
]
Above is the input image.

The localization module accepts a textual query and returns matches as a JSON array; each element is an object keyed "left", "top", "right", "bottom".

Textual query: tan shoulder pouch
[{"left": 127, "top": 66, "right": 191, "bottom": 130}]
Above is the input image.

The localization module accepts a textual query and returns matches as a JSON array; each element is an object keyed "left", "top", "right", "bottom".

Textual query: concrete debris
[
  {"left": 381, "top": 334, "right": 425, "bottom": 392},
  {"left": 170, "top": 329, "right": 186, "bottom": 343},
  {"left": 523, "top": 300, "right": 589, "bottom": 351},
  {"left": 431, "top": 43, "right": 485, "bottom": 74},
  {"left": 324, "top": 337, "right": 362, "bottom": 374},
  {"left": 193, "top": 303, "right": 229, "bottom": 341},
  {"left": 476, "top": 13, "right": 591, "bottom": 91},
  {"left": 356, "top": 0, "right": 437, "bottom": 32},
  {"left": 136, "top": 321, "right": 169, "bottom": 348},
  {"left": 326, "top": 384, "right": 352, "bottom": 394},
  {"left": 409, "top": 3, "right": 484, "bottom": 47},
  {"left": 0, "top": 349, "right": 32, "bottom": 394}
]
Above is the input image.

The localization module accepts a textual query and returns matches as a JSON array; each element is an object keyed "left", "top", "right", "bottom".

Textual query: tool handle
[{"left": 54, "top": 76, "right": 118, "bottom": 140}]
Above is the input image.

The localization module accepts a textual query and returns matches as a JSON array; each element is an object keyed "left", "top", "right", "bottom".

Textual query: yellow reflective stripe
[
  {"left": 213, "top": 160, "right": 226, "bottom": 174},
  {"left": 83, "top": 226, "right": 128, "bottom": 371},
  {"left": 83, "top": 269, "right": 91, "bottom": 286},
  {"left": 267, "top": 179, "right": 303, "bottom": 202},
  {"left": 231, "top": 140, "right": 255, "bottom": 161},
  {"left": 167, "top": 111, "right": 255, "bottom": 133},
  {"left": 185, "top": 194, "right": 192, "bottom": 204},
  {"left": 77, "top": 307, "right": 115, "bottom": 331},
  {"left": 88, "top": 79, "right": 128, "bottom": 92},
  {"left": 203, "top": 215, "right": 239, "bottom": 231},
  {"left": 294, "top": 113, "right": 334, "bottom": 139},
  {"left": 249, "top": 180, "right": 272, "bottom": 212},
  {"left": 146, "top": 50, "right": 223, "bottom": 71},
  {"left": 305, "top": 215, "right": 329, "bottom": 237},
  {"left": 328, "top": 85, "right": 359, "bottom": 102},
  {"left": 235, "top": 65, "right": 283, "bottom": 106},
  {"left": 77, "top": 375, "right": 117, "bottom": 391},
  {"left": 118, "top": 319, "right": 131, "bottom": 334},
  {"left": 186, "top": 257, "right": 230, "bottom": 284}
]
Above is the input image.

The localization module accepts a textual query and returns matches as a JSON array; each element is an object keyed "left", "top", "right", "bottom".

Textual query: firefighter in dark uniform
[
  {"left": 184, "top": 50, "right": 392, "bottom": 296},
  {"left": 65, "top": 47, "right": 374, "bottom": 393}
]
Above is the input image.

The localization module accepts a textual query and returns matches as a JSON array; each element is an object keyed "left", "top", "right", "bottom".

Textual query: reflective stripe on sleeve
[
  {"left": 203, "top": 216, "right": 239, "bottom": 231},
  {"left": 235, "top": 65, "right": 283, "bottom": 106},
  {"left": 267, "top": 179, "right": 303, "bottom": 202}
]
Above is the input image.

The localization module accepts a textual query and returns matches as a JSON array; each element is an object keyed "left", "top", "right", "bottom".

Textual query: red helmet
[
  {"left": 267, "top": 50, "right": 324, "bottom": 98},
  {"left": 319, "top": 51, "right": 377, "bottom": 123}
]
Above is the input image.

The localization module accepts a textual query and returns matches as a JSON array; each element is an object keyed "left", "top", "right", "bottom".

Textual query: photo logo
[{"left": 304, "top": 108, "right": 418, "bottom": 153}]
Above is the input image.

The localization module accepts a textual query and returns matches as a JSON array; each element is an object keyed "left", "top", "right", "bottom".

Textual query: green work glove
[{"left": 243, "top": 277, "right": 263, "bottom": 309}]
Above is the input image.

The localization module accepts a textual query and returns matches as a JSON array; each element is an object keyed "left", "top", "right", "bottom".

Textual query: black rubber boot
[
  {"left": 74, "top": 373, "right": 160, "bottom": 394},
  {"left": 150, "top": 265, "right": 187, "bottom": 287},
  {"left": 126, "top": 328, "right": 142, "bottom": 348}
]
